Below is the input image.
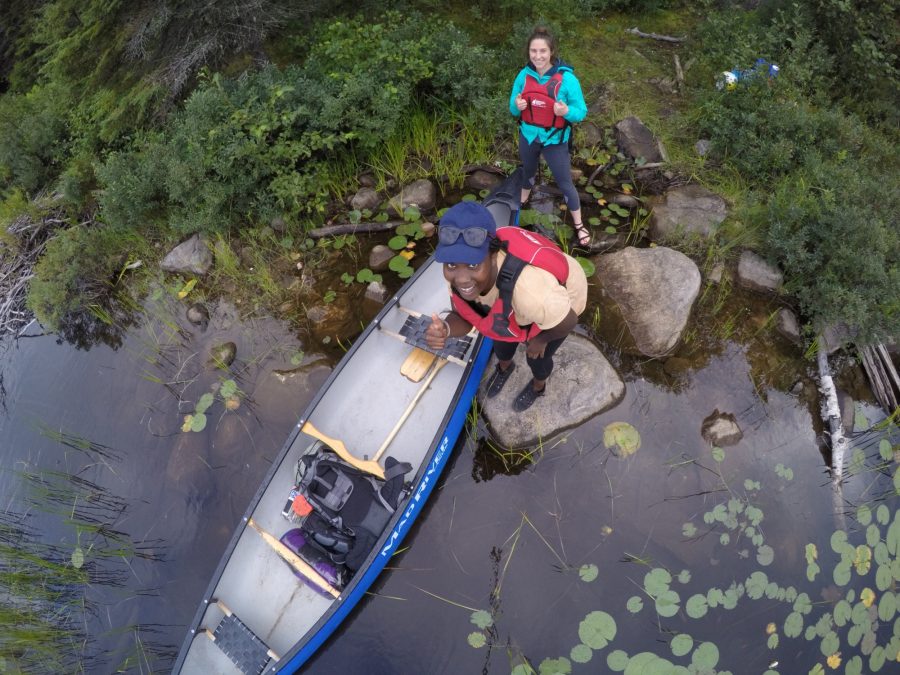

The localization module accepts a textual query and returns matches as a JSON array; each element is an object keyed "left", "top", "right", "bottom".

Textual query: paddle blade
[{"left": 400, "top": 347, "right": 437, "bottom": 382}]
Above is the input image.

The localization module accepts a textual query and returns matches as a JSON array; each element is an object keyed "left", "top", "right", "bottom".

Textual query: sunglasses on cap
[{"left": 438, "top": 226, "right": 493, "bottom": 247}]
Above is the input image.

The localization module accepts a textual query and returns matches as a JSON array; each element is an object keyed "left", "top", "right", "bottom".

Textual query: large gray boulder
[
  {"left": 161, "top": 234, "right": 213, "bottom": 275},
  {"left": 480, "top": 334, "right": 624, "bottom": 449},
  {"left": 649, "top": 184, "right": 728, "bottom": 240},
  {"left": 595, "top": 246, "right": 701, "bottom": 358}
]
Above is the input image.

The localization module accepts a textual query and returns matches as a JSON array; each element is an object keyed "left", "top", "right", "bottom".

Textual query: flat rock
[
  {"left": 479, "top": 334, "right": 624, "bottom": 449},
  {"left": 737, "top": 250, "right": 783, "bottom": 295},
  {"left": 649, "top": 184, "right": 727, "bottom": 240}
]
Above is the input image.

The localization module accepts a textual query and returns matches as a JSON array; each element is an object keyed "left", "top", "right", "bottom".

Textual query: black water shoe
[
  {"left": 513, "top": 380, "right": 545, "bottom": 412},
  {"left": 486, "top": 363, "right": 515, "bottom": 398}
]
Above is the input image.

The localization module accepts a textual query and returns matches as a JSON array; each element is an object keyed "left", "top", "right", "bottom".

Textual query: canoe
[{"left": 171, "top": 182, "right": 522, "bottom": 672}]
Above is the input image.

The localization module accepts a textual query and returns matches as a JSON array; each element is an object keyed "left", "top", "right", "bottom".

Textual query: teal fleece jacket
[{"left": 509, "top": 60, "right": 587, "bottom": 146}]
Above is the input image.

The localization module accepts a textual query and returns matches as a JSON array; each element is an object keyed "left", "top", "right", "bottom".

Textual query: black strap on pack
[{"left": 491, "top": 254, "right": 528, "bottom": 337}]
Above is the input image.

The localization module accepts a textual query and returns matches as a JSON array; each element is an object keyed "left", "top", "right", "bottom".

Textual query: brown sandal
[{"left": 573, "top": 222, "right": 591, "bottom": 247}]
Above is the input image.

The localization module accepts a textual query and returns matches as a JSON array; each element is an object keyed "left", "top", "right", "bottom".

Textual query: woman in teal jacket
[{"left": 510, "top": 26, "right": 589, "bottom": 246}]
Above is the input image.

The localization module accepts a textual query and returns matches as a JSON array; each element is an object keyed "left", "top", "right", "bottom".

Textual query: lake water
[{"left": 1, "top": 283, "right": 897, "bottom": 674}]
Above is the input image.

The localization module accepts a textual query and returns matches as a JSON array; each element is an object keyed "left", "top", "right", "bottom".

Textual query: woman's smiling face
[
  {"left": 529, "top": 38, "right": 553, "bottom": 73},
  {"left": 443, "top": 256, "right": 496, "bottom": 301}
]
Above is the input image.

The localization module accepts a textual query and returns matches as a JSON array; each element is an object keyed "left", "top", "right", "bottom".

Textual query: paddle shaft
[
  {"left": 372, "top": 358, "right": 447, "bottom": 463},
  {"left": 247, "top": 518, "right": 340, "bottom": 598}
]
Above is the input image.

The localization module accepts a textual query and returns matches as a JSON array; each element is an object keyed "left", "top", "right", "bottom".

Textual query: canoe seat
[
  {"left": 397, "top": 313, "right": 473, "bottom": 360},
  {"left": 204, "top": 599, "right": 278, "bottom": 674}
]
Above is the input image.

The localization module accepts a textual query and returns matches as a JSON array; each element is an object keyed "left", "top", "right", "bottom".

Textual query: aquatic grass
[
  {"left": 2, "top": 466, "right": 170, "bottom": 672},
  {"left": 407, "top": 106, "right": 442, "bottom": 166},
  {"left": 368, "top": 134, "right": 412, "bottom": 192}
]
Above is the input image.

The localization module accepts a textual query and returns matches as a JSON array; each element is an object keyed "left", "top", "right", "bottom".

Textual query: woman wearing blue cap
[
  {"left": 511, "top": 25, "right": 589, "bottom": 247},
  {"left": 424, "top": 201, "right": 588, "bottom": 412}
]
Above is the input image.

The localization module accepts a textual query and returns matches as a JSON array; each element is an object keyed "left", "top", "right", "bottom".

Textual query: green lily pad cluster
[
  {"left": 181, "top": 379, "right": 242, "bottom": 432},
  {"left": 386, "top": 207, "right": 427, "bottom": 279},
  {"left": 461, "top": 418, "right": 899, "bottom": 674}
]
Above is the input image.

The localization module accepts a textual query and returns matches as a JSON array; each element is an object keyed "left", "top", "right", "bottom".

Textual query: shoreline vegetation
[{"left": 0, "top": 1, "right": 898, "bottom": 671}]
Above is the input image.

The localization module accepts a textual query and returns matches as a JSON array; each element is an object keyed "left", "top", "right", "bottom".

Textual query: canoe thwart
[
  {"left": 203, "top": 597, "right": 279, "bottom": 673},
  {"left": 300, "top": 422, "right": 386, "bottom": 480},
  {"left": 247, "top": 518, "right": 342, "bottom": 598}
]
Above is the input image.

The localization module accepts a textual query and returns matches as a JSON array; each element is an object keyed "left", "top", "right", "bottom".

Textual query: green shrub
[
  {"left": 0, "top": 85, "right": 69, "bottom": 193},
  {"left": 763, "top": 159, "right": 900, "bottom": 341},
  {"left": 26, "top": 224, "right": 147, "bottom": 334},
  {"left": 96, "top": 12, "right": 505, "bottom": 234},
  {"left": 95, "top": 133, "right": 170, "bottom": 231},
  {"left": 695, "top": 79, "right": 866, "bottom": 184}
]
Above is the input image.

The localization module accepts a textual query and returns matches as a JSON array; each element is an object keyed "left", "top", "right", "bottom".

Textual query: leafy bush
[
  {"left": 763, "top": 160, "right": 900, "bottom": 341},
  {"left": 95, "top": 133, "right": 170, "bottom": 232},
  {"left": 27, "top": 224, "right": 147, "bottom": 335},
  {"left": 695, "top": 79, "right": 867, "bottom": 184},
  {"left": 0, "top": 85, "right": 69, "bottom": 194},
  {"left": 96, "top": 12, "right": 505, "bottom": 234}
]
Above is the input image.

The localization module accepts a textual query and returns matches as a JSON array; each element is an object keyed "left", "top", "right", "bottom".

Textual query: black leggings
[
  {"left": 519, "top": 131, "right": 579, "bottom": 213},
  {"left": 494, "top": 335, "right": 567, "bottom": 382}
]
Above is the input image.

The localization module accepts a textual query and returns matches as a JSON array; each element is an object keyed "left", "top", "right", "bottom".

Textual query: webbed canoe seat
[{"left": 202, "top": 599, "right": 279, "bottom": 674}]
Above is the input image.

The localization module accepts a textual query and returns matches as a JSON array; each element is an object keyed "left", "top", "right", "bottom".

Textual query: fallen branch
[
  {"left": 626, "top": 27, "right": 686, "bottom": 43},
  {"left": 674, "top": 54, "right": 685, "bottom": 91},
  {"left": 307, "top": 220, "right": 405, "bottom": 240}
]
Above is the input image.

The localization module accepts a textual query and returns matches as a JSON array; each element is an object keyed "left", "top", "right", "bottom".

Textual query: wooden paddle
[
  {"left": 301, "top": 422, "right": 386, "bottom": 480},
  {"left": 247, "top": 518, "right": 340, "bottom": 598},
  {"left": 373, "top": 357, "right": 447, "bottom": 462},
  {"left": 400, "top": 347, "right": 437, "bottom": 382}
]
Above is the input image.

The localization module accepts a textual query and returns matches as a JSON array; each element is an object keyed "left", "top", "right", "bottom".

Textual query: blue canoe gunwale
[{"left": 172, "top": 255, "right": 492, "bottom": 674}]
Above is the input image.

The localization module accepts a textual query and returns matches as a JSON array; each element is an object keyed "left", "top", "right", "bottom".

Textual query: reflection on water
[
  {"left": 1, "top": 279, "right": 896, "bottom": 673},
  {"left": 0, "top": 292, "right": 327, "bottom": 671}
]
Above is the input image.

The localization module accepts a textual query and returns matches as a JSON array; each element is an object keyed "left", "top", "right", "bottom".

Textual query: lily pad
[
  {"left": 539, "top": 657, "right": 571, "bottom": 674},
  {"left": 195, "top": 393, "right": 214, "bottom": 414},
  {"left": 467, "top": 632, "right": 486, "bottom": 648},
  {"left": 71, "top": 547, "right": 85, "bottom": 569},
  {"left": 603, "top": 422, "right": 641, "bottom": 457},
  {"left": 670, "top": 633, "right": 693, "bottom": 657},
  {"left": 220, "top": 379, "right": 238, "bottom": 398},
  {"left": 570, "top": 644, "right": 593, "bottom": 664},
  {"left": 579, "top": 564, "right": 599, "bottom": 582},
  {"left": 470, "top": 609, "right": 493, "bottom": 629},
  {"left": 578, "top": 611, "right": 616, "bottom": 649}
]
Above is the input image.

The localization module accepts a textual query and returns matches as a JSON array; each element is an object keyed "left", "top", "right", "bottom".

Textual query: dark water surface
[{"left": 1, "top": 286, "right": 896, "bottom": 674}]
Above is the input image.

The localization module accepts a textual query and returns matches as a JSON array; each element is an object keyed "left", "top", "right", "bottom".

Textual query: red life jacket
[
  {"left": 520, "top": 72, "right": 567, "bottom": 131},
  {"left": 451, "top": 227, "right": 569, "bottom": 342}
]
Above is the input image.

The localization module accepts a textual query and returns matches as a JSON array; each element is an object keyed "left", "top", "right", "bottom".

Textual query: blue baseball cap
[{"left": 434, "top": 202, "right": 496, "bottom": 265}]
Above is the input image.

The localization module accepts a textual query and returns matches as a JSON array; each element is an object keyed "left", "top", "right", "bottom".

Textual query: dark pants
[
  {"left": 518, "top": 132, "right": 579, "bottom": 212},
  {"left": 494, "top": 336, "right": 567, "bottom": 382}
]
